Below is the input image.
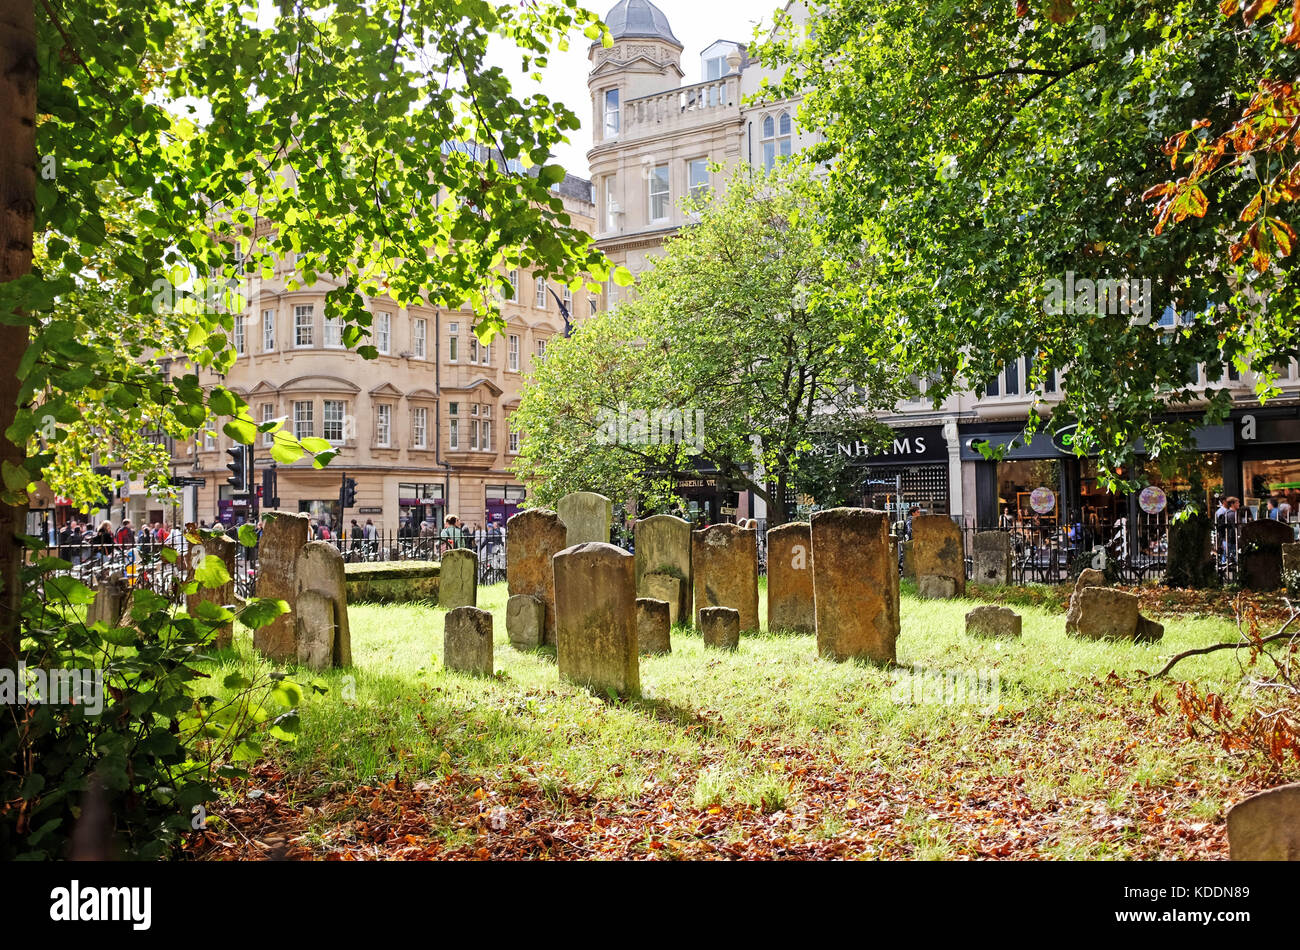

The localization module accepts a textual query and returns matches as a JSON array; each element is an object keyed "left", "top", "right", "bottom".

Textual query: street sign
[{"left": 170, "top": 477, "right": 207, "bottom": 487}]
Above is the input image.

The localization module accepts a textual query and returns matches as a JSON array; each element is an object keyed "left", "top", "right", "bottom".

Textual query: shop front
[
  {"left": 485, "top": 485, "right": 526, "bottom": 528},
  {"left": 398, "top": 483, "right": 446, "bottom": 537},
  {"left": 824, "top": 424, "right": 952, "bottom": 517},
  {"left": 1231, "top": 409, "right": 1300, "bottom": 520}
]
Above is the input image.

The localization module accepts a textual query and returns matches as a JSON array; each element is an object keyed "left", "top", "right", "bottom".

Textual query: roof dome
[{"left": 604, "top": 0, "right": 681, "bottom": 46}]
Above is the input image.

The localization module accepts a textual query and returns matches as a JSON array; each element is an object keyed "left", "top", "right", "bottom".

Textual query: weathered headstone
[
  {"left": 294, "top": 541, "right": 352, "bottom": 667},
  {"left": 972, "top": 531, "right": 1012, "bottom": 586},
  {"left": 506, "top": 508, "right": 568, "bottom": 646},
  {"left": 556, "top": 492, "right": 613, "bottom": 548},
  {"left": 965, "top": 605, "right": 1022, "bottom": 639},
  {"left": 636, "top": 598, "right": 672, "bottom": 655},
  {"left": 444, "top": 606, "right": 494, "bottom": 676},
  {"left": 1240, "top": 519, "right": 1295, "bottom": 591},
  {"left": 634, "top": 515, "right": 692, "bottom": 625},
  {"left": 187, "top": 535, "right": 238, "bottom": 649},
  {"left": 86, "top": 575, "right": 129, "bottom": 630},
  {"left": 767, "top": 522, "right": 814, "bottom": 634},
  {"left": 811, "top": 508, "right": 900, "bottom": 664},
  {"left": 642, "top": 572, "right": 685, "bottom": 627},
  {"left": 552, "top": 542, "right": 639, "bottom": 696},
  {"left": 253, "top": 512, "right": 310, "bottom": 661},
  {"left": 901, "top": 540, "right": 915, "bottom": 579},
  {"left": 699, "top": 606, "right": 740, "bottom": 650},
  {"left": 1066, "top": 587, "right": 1139, "bottom": 640},
  {"left": 439, "top": 548, "right": 478, "bottom": 609},
  {"left": 1166, "top": 513, "right": 1217, "bottom": 588},
  {"left": 506, "top": 594, "right": 545, "bottom": 651},
  {"left": 295, "top": 590, "right": 336, "bottom": 671},
  {"left": 1227, "top": 783, "right": 1300, "bottom": 861},
  {"left": 691, "top": 524, "right": 759, "bottom": 631},
  {"left": 912, "top": 514, "right": 966, "bottom": 599}
]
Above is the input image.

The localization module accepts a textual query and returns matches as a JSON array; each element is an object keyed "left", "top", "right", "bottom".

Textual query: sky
[{"left": 491, "top": 0, "right": 781, "bottom": 179}]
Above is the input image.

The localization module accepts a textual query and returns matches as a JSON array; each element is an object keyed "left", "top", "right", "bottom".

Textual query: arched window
[{"left": 761, "top": 112, "right": 793, "bottom": 170}]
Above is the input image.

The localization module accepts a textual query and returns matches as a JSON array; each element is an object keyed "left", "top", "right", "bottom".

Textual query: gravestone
[
  {"left": 636, "top": 598, "right": 672, "bottom": 655},
  {"left": 1066, "top": 587, "right": 1140, "bottom": 640},
  {"left": 965, "top": 605, "right": 1022, "bottom": 639},
  {"left": 439, "top": 549, "right": 478, "bottom": 609},
  {"left": 186, "top": 535, "right": 238, "bottom": 649},
  {"left": 295, "top": 541, "right": 352, "bottom": 667},
  {"left": 766, "top": 522, "right": 815, "bottom": 634},
  {"left": 254, "top": 512, "right": 310, "bottom": 661},
  {"left": 1227, "top": 783, "right": 1300, "bottom": 861},
  {"left": 1284, "top": 543, "right": 1300, "bottom": 595},
  {"left": 1165, "top": 513, "right": 1216, "bottom": 588},
  {"left": 972, "top": 531, "right": 1012, "bottom": 586},
  {"left": 1240, "top": 520, "right": 1295, "bottom": 591},
  {"left": 634, "top": 515, "right": 692, "bottom": 625},
  {"left": 912, "top": 514, "right": 966, "bottom": 599},
  {"left": 811, "top": 508, "right": 900, "bottom": 663},
  {"left": 699, "top": 606, "right": 740, "bottom": 650},
  {"left": 552, "top": 542, "right": 639, "bottom": 697},
  {"left": 642, "top": 572, "right": 685, "bottom": 627},
  {"left": 556, "top": 492, "right": 613, "bottom": 548},
  {"left": 691, "top": 524, "right": 759, "bottom": 631},
  {"left": 506, "top": 508, "right": 568, "bottom": 646},
  {"left": 444, "top": 606, "right": 494, "bottom": 676},
  {"left": 295, "top": 590, "right": 336, "bottom": 671},
  {"left": 506, "top": 594, "right": 545, "bottom": 651},
  {"left": 86, "top": 575, "right": 129, "bottom": 630},
  {"left": 901, "top": 540, "right": 915, "bottom": 579}
]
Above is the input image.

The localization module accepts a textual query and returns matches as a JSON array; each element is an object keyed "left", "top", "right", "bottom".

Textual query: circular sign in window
[
  {"left": 1030, "top": 487, "right": 1057, "bottom": 515},
  {"left": 1139, "top": 486, "right": 1168, "bottom": 515}
]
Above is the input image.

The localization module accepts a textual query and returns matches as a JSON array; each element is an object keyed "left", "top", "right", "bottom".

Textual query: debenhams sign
[{"left": 817, "top": 425, "right": 947, "bottom": 466}]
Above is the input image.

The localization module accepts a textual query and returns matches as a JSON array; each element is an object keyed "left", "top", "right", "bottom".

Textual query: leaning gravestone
[
  {"left": 972, "top": 531, "right": 1012, "bottom": 586},
  {"left": 254, "top": 512, "right": 310, "bottom": 661},
  {"left": 965, "top": 605, "right": 1022, "bottom": 639},
  {"left": 766, "top": 522, "right": 815, "bottom": 634},
  {"left": 87, "top": 574, "right": 129, "bottom": 630},
  {"left": 295, "top": 541, "right": 352, "bottom": 667},
  {"left": 295, "top": 590, "right": 336, "bottom": 671},
  {"left": 811, "top": 508, "right": 900, "bottom": 663},
  {"left": 439, "top": 549, "right": 478, "bottom": 609},
  {"left": 691, "top": 524, "right": 759, "bottom": 631},
  {"left": 186, "top": 535, "right": 238, "bottom": 649},
  {"left": 636, "top": 598, "right": 672, "bottom": 655},
  {"left": 634, "top": 515, "right": 692, "bottom": 626},
  {"left": 912, "top": 514, "right": 966, "bottom": 599},
  {"left": 1227, "top": 783, "right": 1300, "bottom": 861},
  {"left": 444, "top": 606, "right": 494, "bottom": 676},
  {"left": 1239, "top": 519, "right": 1295, "bottom": 591},
  {"left": 506, "top": 594, "right": 545, "bottom": 651},
  {"left": 506, "top": 508, "right": 567, "bottom": 646},
  {"left": 556, "top": 491, "right": 613, "bottom": 548},
  {"left": 699, "top": 606, "right": 741, "bottom": 651},
  {"left": 553, "top": 542, "right": 639, "bottom": 697}
]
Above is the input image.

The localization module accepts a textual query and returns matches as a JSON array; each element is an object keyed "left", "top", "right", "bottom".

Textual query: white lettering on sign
[{"left": 1240, "top": 414, "right": 1257, "bottom": 441}]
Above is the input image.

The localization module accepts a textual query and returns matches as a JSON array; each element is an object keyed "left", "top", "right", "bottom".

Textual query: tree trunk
[{"left": 0, "top": 0, "right": 36, "bottom": 669}]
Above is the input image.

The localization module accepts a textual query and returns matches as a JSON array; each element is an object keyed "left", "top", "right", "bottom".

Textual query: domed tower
[{"left": 588, "top": 0, "right": 684, "bottom": 146}]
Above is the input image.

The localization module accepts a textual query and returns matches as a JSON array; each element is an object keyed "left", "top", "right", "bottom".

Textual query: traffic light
[
  {"left": 262, "top": 466, "right": 279, "bottom": 509},
  {"left": 226, "top": 445, "right": 251, "bottom": 493},
  {"left": 340, "top": 475, "right": 357, "bottom": 510}
]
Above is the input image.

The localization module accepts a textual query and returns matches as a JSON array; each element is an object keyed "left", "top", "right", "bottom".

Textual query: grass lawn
[{"left": 192, "top": 580, "right": 1296, "bottom": 860}]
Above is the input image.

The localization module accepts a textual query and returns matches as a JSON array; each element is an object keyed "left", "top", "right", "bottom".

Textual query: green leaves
[
  {"left": 194, "top": 551, "right": 231, "bottom": 589},
  {"left": 238, "top": 598, "right": 289, "bottom": 631}
]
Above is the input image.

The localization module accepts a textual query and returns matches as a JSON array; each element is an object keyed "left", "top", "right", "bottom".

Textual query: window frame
[
  {"left": 293, "top": 304, "right": 314, "bottom": 348},
  {"left": 648, "top": 163, "right": 670, "bottom": 222}
]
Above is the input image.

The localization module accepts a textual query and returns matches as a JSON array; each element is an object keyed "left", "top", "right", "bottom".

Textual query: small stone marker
[
  {"left": 636, "top": 598, "right": 672, "bottom": 655},
  {"left": 187, "top": 535, "right": 238, "bottom": 649},
  {"left": 699, "top": 606, "right": 740, "bottom": 650},
  {"left": 901, "top": 540, "right": 915, "bottom": 579},
  {"left": 1065, "top": 587, "right": 1154, "bottom": 640},
  {"left": 295, "top": 590, "right": 336, "bottom": 671},
  {"left": 295, "top": 541, "right": 352, "bottom": 667},
  {"left": 811, "top": 508, "right": 900, "bottom": 664},
  {"left": 766, "top": 522, "right": 815, "bottom": 634},
  {"left": 912, "top": 514, "right": 966, "bottom": 599},
  {"left": 506, "top": 594, "right": 545, "bottom": 651},
  {"left": 1227, "top": 783, "right": 1300, "bottom": 861},
  {"left": 642, "top": 572, "right": 685, "bottom": 627},
  {"left": 1240, "top": 520, "right": 1295, "bottom": 591},
  {"left": 444, "top": 606, "right": 494, "bottom": 676},
  {"left": 507, "top": 508, "right": 568, "bottom": 646},
  {"left": 556, "top": 491, "right": 613, "bottom": 547},
  {"left": 1135, "top": 615, "right": 1165, "bottom": 643},
  {"left": 87, "top": 574, "right": 129, "bottom": 630},
  {"left": 972, "top": 531, "right": 1012, "bottom": 586},
  {"left": 439, "top": 548, "right": 478, "bottom": 609},
  {"left": 965, "top": 604, "right": 1022, "bottom": 639},
  {"left": 634, "top": 515, "right": 692, "bottom": 625},
  {"left": 691, "top": 523, "right": 759, "bottom": 631},
  {"left": 254, "top": 512, "right": 310, "bottom": 661},
  {"left": 552, "top": 542, "right": 639, "bottom": 697}
]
